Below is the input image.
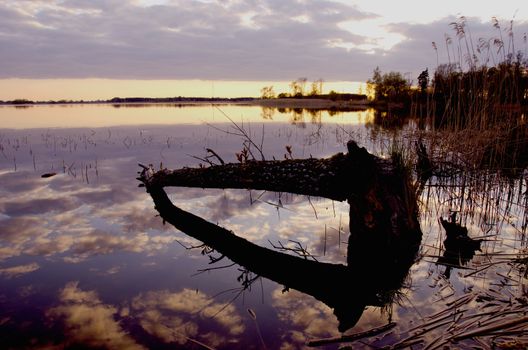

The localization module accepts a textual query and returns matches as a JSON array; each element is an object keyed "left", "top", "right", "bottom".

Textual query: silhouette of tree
[
  {"left": 367, "top": 67, "right": 410, "bottom": 103},
  {"left": 290, "top": 77, "right": 308, "bottom": 97},
  {"left": 260, "top": 85, "right": 275, "bottom": 99},
  {"left": 366, "top": 67, "right": 382, "bottom": 100},
  {"left": 310, "top": 79, "right": 324, "bottom": 96},
  {"left": 418, "top": 68, "right": 429, "bottom": 94}
]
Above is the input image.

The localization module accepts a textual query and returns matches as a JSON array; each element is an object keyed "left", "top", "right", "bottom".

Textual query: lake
[{"left": 0, "top": 104, "right": 526, "bottom": 349}]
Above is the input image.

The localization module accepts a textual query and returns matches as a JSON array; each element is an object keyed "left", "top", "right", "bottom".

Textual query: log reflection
[{"left": 139, "top": 141, "right": 422, "bottom": 332}]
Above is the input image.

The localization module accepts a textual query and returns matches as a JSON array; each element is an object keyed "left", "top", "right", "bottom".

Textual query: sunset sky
[{"left": 1, "top": 0, "right": 527, "bottom": 100}]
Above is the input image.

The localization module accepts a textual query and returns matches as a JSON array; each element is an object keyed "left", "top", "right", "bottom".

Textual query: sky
[{"left": 0, "top": 0, "right": 527, "bottom": 100}]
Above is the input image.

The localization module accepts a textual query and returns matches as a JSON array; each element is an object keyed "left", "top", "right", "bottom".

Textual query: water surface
[{"left": 0, "top": 104, "right": 526, "bottom": 349}]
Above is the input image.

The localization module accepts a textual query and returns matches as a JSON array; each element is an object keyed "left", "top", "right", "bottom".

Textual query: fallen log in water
[
  {"left": 141, "top": 141, "right": 378, "bottom": 202},
  {"left": 138, "top": 141, "right": 422, "bottom": 332}
]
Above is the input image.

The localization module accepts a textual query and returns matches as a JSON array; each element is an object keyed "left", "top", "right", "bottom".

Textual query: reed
[
  {"left": 419, "top": 17, "right": 527, "bottom": 132},
  {"left": 409, "top": 17, "right": 528, "bottom": 175}
]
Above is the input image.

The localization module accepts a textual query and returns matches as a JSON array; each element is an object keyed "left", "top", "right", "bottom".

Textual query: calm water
[{"left": 0, "top": 104, "right": 526, "bottom": 349}]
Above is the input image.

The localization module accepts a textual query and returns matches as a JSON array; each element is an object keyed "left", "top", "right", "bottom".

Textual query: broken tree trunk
[
  {"left": 138, "top": 141, "right": 422, "bottom": 332},
  {"left": 143, "top": 141, "right": 385, "bottom": 202}
]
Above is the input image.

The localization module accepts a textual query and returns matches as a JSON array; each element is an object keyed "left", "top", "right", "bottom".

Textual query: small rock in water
[{"left": 41, "top": 172, "right": 57, "bottom": 178}]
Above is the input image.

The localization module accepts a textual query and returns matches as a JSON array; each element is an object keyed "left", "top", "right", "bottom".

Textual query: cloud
[
  {"left": 47, "top": 281, "right": 145, "bottom": 350},
  {"left": 0, "top": 262, "right": 40, "bottom": 278},
  {"left": 1, "top": 1, "right": 528, "bottom": 82},
  {"left": 204, "top": 190, "right": 263, "bottom": 222},
  {"left": 0, "top": 172, "right": 43, "bottom": 194},
  {"left": 271, "top": 286, "right": 340, "bottom": 348},
  {"left": 0, "top": 216, "right": 48, "bottom": 245},
  {"left": 0, "top": 166, "right": 194, "bottom": 262},
  {"left": 0, "top": 0, "right": 378, "bottom": 80},
  {"left": 0, "top": 183, "right": 197, "bottom": 263},
  {"left": 131, "top": 288, "right": 245, "bottom": 345},
  {"left": 73, "top": 185, "right": 140, "bottom": 206},
  {"left": 1, "top": 196, "right": 80, "bottom": 217},
  {"left": 135, "top": 309, "right": 199, "bottom": 344},
  {"left": 70, "top": 229, "right": 149, "bottom": 257}
]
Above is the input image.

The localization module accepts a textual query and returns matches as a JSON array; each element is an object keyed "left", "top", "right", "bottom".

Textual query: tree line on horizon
[
  {"left": 0, "top": 96, "right": 257, "bottom": 105},
  {"left": 260, "top": 78, "right": 367, "bottom": 101}
]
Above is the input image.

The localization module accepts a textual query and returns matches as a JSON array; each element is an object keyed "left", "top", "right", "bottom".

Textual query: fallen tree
[{"left": 138, "top": 141, "right": 422, "bottom": 332}]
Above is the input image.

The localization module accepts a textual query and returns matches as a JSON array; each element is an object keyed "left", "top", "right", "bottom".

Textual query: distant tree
[
  {"left": 289, "top": 80, "right": 300, "bottom": 96},
  {"left": 328, "top": 90, "right": 339, "bottom": 101},
  {"left": 260, "top": 86, "right": 276, "bottom": 99},
  {"left": 309, "top": 78, "right": 324, "bottom": 96},
  {"left": 366, "top": 67, "right": 383, "bottom": 100},
  {"left": 11, "top": 99, "right": 34, "bottom": 105},
  {"left": 297, "top": 77, "right": 307, "bottom": 96},
  {"left": 290, "top": 77, "right": 308, "bottom": 97},
  {"left": 309, "top": 83, "right": 318, "bottom": 96},
  {"left": 367, "top": 67, "right": 410, "bottom": 102},
  {"left": 380, "top": 72, "right": 410, "bottom": 101},
  {"left": 418, "top": 68, "right": 429, "bottom": 94}
]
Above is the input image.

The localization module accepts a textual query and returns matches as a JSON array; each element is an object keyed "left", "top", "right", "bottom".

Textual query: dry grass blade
[
  {"left": 450, "top": 316, "right": 528, "bottom": 341},
  {"left": 306, "top": 322, "right": 396, "bottom": 347},
  {"left": 247, "top": 308, "right": 256, "bottom": 320},
  {"left": 407, "top": 310, "right": 464, "bottom": 333},
  {"left": 183, "top": 336, "right": 217, "bottom": 350},
  {"left": 390, "top": 318, "right": 454, "bottom": 349}
]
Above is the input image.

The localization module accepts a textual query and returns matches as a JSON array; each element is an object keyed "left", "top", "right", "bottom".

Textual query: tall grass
[
  {"left": 407, "top": 17, "right": 528, "bottom": 173},
  {"left": 417, "top": 17, "right": 527, "bottom": 131}
]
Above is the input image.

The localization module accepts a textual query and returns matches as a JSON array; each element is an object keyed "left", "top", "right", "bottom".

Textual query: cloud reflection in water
[
  {"left": 0, "top": 262, "right": 40, "bottom": 278},
  {"left": 45, "top": 282, "right": 249, "bottom": 349},
  {"left": 8, "top": 108, "right": 523, "bottom": 347},
  {"left": 0, "top": 117, "right": 363, "bottom": 348},
  {"left": 131, "top": 288, "right": 245, "bottom": 346},
  {"left": 48, "top": 281, "right": 145, "bottom": 350}
]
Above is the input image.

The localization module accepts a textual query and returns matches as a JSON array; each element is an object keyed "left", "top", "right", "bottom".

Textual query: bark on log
[
  {"left": 143, "top": 145, "right": 368, "bottom": 202},
  {"left": 138, "top": 141, "right": 422, "bottom": 332}
]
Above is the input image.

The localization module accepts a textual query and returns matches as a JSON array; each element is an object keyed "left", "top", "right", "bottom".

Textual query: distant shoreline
[
  {"left": 0, "top": 96, "right": 255, "bottom": 106},
  {"left": 0, "top": 96, "right": 371, "bottom": 110}
]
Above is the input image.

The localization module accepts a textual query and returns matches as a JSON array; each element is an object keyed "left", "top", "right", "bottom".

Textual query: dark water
[{"left": 0, "top": 104, "right": 526, "bottom": 349}]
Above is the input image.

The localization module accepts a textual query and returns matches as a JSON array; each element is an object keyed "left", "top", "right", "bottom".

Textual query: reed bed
[
  {"left": 403, "top": 142, "right": 527, "bottom": 349},
  {"left": 413, "top": 16, "right": 527, "bottom": 126}
]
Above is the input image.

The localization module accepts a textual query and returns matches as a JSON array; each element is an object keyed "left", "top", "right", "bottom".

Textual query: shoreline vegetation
[{"left": 0, "top": 94, "right": 371, "bottom": 110}]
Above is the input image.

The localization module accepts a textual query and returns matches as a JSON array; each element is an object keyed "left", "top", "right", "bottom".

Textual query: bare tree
[
  {"left": 310, "top": 78, "right": 324, "bottom": 96},
  {"left": 260, "top": 86, "right": 275, "bottom": 99},
  {"left": 290, "top": 77, "right": 308, "bottom": 97}
]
